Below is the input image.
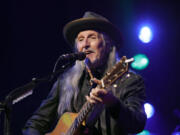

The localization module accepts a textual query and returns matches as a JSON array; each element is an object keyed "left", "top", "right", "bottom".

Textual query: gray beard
[
  {"left": 85, "top": 57, "right": 105, "bottom": 70},
  {"left": 86, "top": 47, "right": 116, "bottom": 71}
]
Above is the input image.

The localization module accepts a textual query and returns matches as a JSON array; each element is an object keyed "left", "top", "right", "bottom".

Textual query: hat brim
[{"left": 63, "top": 18, "right": 123, "bottom": 47}]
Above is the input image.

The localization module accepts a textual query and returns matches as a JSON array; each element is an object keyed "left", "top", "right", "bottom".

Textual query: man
[{"left": 23, "top": 11, "right": 147, "bottom": 135}]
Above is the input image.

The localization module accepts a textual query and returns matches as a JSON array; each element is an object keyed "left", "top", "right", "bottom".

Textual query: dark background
[{"left": 0, "top": 0, "right": 180, "bottom": 135}]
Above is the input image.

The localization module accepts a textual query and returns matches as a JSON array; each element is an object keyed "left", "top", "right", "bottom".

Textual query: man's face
[{"left": 76, "top": 30, "right": 107, "bottom": 68}]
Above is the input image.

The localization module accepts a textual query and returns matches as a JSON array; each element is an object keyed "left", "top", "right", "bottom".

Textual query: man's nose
[{"left": 83, "top": 39, "right": 90, "bottom": 49}]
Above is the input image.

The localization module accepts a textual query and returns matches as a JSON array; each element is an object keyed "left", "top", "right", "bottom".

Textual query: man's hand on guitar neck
[{"left": 86, "top": 78, "right": 119, "bottom": 106}]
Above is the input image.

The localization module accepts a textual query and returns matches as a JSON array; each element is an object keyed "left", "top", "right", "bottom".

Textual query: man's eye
[
  {"left": 91, "top": 36, "right": 97, "bottom": 39},
  {"left": 78, "top": 38, "right": 84, "bottom": 41}
]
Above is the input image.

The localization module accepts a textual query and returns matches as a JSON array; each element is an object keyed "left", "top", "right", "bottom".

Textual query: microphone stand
[{"left": 0, "top": 60, "right": 75, "bottom": 135}]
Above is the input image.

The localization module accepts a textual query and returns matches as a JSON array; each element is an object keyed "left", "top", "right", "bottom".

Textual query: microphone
[
  {"left": 58, "top": 52, "right": 86, "bottom": 63},
  {"left": 53, "top": 52, "right": 86, "bottom": 72},
  {"left": 51, "top": 52, "right": 88, "bottom": 80}
]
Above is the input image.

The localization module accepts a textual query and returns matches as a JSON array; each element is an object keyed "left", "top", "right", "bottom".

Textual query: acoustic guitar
[{"left": 48, "top": 56, "right": 133, "bottom": 135}]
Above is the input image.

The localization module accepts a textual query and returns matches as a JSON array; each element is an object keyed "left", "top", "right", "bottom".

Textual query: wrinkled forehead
[{"left": 76, "top": 30, "right": 101, "bottom": 38}]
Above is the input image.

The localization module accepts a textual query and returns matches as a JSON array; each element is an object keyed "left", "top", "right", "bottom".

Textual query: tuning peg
[
  {"left": 125, "top": 58, "right": 134, "bottom": 63},
  {"left": 106, "top": 72, "right": 110, "bottom": 76}
]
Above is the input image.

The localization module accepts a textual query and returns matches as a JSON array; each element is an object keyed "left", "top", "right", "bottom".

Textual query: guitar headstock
[{"left": 100, "top": 56, "right": 134, "bottom": 88}]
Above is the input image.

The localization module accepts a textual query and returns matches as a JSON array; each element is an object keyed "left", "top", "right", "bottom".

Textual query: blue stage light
[
  {"left": 144, "top": 103, "right": 155, "bottom": 119},
  {"left": 137, "top": 130, "right": 150, "bottom": 135},
  {"left": 172, "top": 125, "right": 180, "bottom": 135},
  {"left": 172, "top": 132, "right": 180, "bottom": 135},
  {"left": 131, "top": 54, "right": 149, "bottom": 70},
  {"left": 139, "top": 26, "right": 153, "bottom": 43}
]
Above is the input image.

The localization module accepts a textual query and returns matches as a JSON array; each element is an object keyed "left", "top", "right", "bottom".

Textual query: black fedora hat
[{"left": 63, "top": 11, "right": 123, "bottom": 47}]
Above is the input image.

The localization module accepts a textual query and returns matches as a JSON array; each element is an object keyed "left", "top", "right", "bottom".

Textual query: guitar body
[
  {"left": 49, "top": 112, "right": 78, "bottom": 135},
  {"left": 49, "top": 112, "right": 99, "bottom": 135}
]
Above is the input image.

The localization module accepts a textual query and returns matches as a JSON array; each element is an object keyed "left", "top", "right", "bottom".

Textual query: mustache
[{"left": 83, "top": 49, "right": 95, "bottom": 54}]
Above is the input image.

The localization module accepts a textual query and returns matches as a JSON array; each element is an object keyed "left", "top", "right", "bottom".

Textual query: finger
[
  {"left": 91, "top": 88, "right": 98, "bottom": 96},
  {"left": 97, "top": 89, "right": 108, "bottom": 95},
  {"left": 91, "top": 78, "right": 102, "bottom": 85},
  {"left": 91, "top": 88, "right": 108, "bottom": 96},
  {"left": 86, "top": 96, "right": 96, "bottom": 104},
  {"left": 90, "top": 92, "right": 103, "bottom": 103}
]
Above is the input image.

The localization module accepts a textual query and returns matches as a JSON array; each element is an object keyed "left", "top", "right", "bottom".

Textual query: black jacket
[{"left": 23, "top": 70, "right": 147, "bottom": 135}]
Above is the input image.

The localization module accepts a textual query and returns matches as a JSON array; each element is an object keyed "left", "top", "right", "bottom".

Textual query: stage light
[
  {"left": 171, "top": 132, "right": 180, "bottom": 135},
  {"left": 172, "top": 125, "right": 180, "bottom": 135},
  {"left": 144, "top": 103, "right": 155, "bottom": 119},
  {"left": 137, "top": 130, "right": 150, "bottom": 135},
  {"left": 131, "top": 54, "right": 149, "bottom": 70},
  {"left": 139, "top": 26, "right": 153, "bottom": 43}
]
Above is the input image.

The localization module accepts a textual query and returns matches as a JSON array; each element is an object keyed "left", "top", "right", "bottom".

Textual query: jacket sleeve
[
  {"left": 107, "top": 72, "right": 147, "bottom": 133},
  {"left": 22, "top": 79, "right": 60, "bottom": 135}
]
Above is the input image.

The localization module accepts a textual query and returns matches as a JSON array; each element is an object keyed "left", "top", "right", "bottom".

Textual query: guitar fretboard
[{"left": 67, "top": 101, "right": 94, "bottom": 135}]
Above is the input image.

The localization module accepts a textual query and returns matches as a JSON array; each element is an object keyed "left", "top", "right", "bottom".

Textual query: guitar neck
[
  {"left": 66, "top": 101, "right": 94, "bottom": 135},
  {"left": 78, "top": 101, "right": 94, "bottom": 121}
]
